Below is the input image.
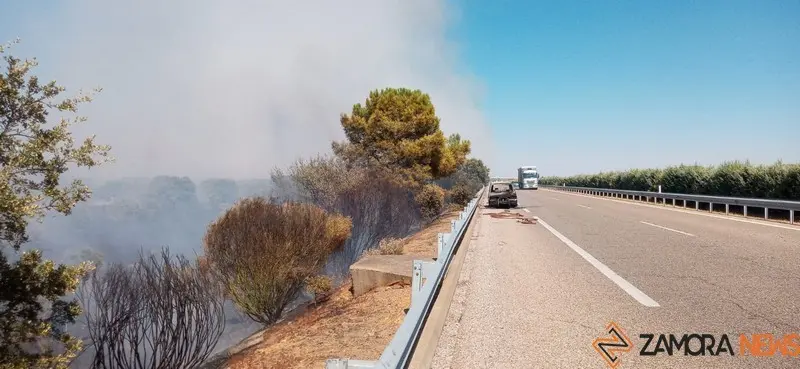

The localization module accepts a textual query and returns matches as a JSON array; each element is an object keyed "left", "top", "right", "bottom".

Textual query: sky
[
  {"left": 450, "top": 0, "right": 800, "bottom": 176},
  {"left": 1, "top": 0, "right": 798, "bottom": 179}
]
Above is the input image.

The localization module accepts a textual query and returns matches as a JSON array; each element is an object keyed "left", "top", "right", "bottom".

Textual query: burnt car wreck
[{"left": 488, "top": 182, "right": 518, "bottom": 208}]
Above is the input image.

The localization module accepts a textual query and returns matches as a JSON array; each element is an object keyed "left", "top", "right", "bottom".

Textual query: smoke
[{"left": 7, "top": 0, "right": 493, "bottom": 181}]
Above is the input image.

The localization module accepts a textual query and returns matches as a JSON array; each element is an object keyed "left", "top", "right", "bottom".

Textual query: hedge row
[{"left": 539, "top": 161, "right": 800, "bottom": 201}]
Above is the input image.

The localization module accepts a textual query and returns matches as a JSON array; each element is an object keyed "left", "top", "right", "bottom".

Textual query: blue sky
[{"left": 449, "top": 0, "right": 799, "bottom": 177}]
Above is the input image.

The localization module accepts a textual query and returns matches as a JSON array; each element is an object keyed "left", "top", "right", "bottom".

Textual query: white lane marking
[
  {"left": 542, "top": 189, "right": 800, "bottom": 232},
  {"left": 523, "top": 208, "right": 531, "bottom": 213},
  {"left": 549, "top": 197, "right": 560, "bottom": 201},
  {"left": 538, "top": 218, "right": 661, "bottom": 307},
  {"left": 640, "top": 221, "right": 695, "bottom": 237},
  {"left": 578, "top": 204, "right": 592, "bottom": 209}
]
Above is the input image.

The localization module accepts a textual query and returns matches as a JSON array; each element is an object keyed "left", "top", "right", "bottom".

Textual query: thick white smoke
[{"left": 7, "top": 0, "right": 494, "bottom": 180}]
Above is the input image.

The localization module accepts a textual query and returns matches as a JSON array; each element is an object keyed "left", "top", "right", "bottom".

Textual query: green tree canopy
[
  {"left": 332, "top": 87, "right": 471, "bottom": 188},
  {"left": 454, "top": 158, "right": 490, "bottom": 187},
  {"left": 0, "top": 40, "right": 110, "bottom": 369}
]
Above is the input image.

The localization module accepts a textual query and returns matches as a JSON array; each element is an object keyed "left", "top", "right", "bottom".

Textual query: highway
[{"left": 430, "top": 188, "right": 800, "bottom": 369}]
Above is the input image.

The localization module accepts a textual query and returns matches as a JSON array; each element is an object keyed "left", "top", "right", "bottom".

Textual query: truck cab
[{"left": 517, "top": 166, "right": 539, "bottom": 190}]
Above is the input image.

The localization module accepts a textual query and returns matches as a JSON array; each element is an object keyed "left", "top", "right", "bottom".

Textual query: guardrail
[
  {"left": 542, "top": 185, "right": 799, "bottom": 224},
  {"left": 325, "top": 186, "right": 486, "bottom": 369}
]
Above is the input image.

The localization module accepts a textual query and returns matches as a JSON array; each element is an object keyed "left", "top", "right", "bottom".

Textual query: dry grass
[
  {"left": 360, "top": 237, "right": 406, "bottom": 258},
  {"left": 219, "top": 210, "right": 462, "bottom": 369},
  {"left": 401, "top": 211, "right": 460, "bottom": 258},
  {"left": 225, "top": 281, "right": 410, "bottom": 369}
]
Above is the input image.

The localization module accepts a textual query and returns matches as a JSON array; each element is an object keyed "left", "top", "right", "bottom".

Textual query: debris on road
[{"left": 484, "top": 211, "right": 537, "bottom": 224}]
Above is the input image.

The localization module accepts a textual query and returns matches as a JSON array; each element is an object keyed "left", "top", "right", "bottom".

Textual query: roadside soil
[{"left": 221, "top": 211, "right": 462, "bottom": 369}]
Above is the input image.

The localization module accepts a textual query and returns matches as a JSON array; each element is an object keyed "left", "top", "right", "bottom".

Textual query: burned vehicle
[{"left": 488, "top": 182, "right": 518, "bottom": 208}]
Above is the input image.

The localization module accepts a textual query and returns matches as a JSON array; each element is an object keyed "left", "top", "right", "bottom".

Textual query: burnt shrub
[{"left": 78, "top": 248, "right": 226, "bottom": 369}]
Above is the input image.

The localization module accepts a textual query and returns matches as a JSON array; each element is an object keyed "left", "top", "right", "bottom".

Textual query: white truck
[{"left": 517, "top": 166, "right": 539, "bottom": 190}]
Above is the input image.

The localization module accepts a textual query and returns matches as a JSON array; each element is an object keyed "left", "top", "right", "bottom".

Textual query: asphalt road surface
[{"left": 430, "top": 188, "right": 800, "bottom": 369}]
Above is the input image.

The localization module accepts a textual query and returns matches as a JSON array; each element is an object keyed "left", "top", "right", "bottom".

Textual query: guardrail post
[
  {"left": 411, "top": 260, "right": 438, "bottom": 304},
  {"left": 791, "top": 210, "right": 795, "bottom": 224},
  {"left": 744, "top": 206, "right": 748, "bottom": 217},
  {"left": 436, "top": 233, "right": 445, "bottom": 262},
  {"left": 764, "top": 207, "right": 769, "bottom": 220},
  {"left": 725, "top": 204, "right": 729, "bottom": 214},
  {"left": 709, "top": 202, "right": 713, "bottom": 212}
]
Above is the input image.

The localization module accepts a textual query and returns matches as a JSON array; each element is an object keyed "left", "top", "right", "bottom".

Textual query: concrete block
[{"left": 350, "top": 254, "right": 434, "bottom": 298}]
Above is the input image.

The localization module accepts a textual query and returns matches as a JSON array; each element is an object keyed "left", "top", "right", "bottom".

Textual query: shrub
[
  {"left": 282, "top": 155, "right": 368, "bottom": 211},
  {"left": 415, "top": 184, "right": 445, "bottom": 221},
  {"left": 305, "top": 275, "right": 333, "bottom": 306},
  {"left": 361, "top": 237, "right": 406, "bottom": 258},
  {"left": 281, "top": 156, "right": 420, "bottom": 275},
  {"left": 202, "top": 198, "right": 352, "bottom": 325},
  {"left": 449, "top": 184, "right": 474, "bottom": 206}
]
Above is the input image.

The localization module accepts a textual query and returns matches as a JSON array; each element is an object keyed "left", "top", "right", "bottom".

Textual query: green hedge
[{"left": 539, "top": 161, "right": 800, "bottom": 201}]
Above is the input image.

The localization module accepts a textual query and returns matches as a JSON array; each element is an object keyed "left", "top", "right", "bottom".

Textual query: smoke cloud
[{"left": 8, "top": 0, "right": 494, "bottom": 180}]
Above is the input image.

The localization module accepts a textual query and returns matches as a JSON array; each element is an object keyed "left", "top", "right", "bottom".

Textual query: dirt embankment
[{"left": 218, "top": 211, "right": 462, "bottom": 369}]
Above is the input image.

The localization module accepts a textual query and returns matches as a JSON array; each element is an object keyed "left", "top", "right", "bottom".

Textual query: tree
[
  {"left": 444, "top": 133, "right": 471, "bottom": 176},
  {"left": 198, "top": 178, "right": 240, "bottom": 209},
  {"left": 455, "top": 158, "right": 490, "bottom": 188},
  {"left": 0, "top": 40, "right": 111, "bottom": 368},
  {"left": 331, "top": 88, "right": 471, "bottom": 189},
  {"left": 145, "top": 176, "right": 198, "bottom": 209},
  {"left": 437, "top": 158, "right": 488, "bottom": 206},
  {"left": 203, "top": 198, "right": 352, "bottom": 325}
]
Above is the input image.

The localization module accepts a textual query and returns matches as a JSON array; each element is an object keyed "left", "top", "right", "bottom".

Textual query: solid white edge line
[
  {"left": 538, "top": 218, "right": 661, "bottom": 307},
  {"left": 543, "top": 189, "right": 800, "bottom": 232},
  {"left": 578, "top": 204, "right": 592, "bottom": 209},
  {"left": 640, "top": 221, "right": 695, "bottom": 237},
  {"left": 523, "top": 208, "right": 531, "bottom": 213}
]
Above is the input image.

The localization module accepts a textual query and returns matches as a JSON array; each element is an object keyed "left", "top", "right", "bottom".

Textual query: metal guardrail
[
  {"left": 490, "top": 177, "right": 516, "bottom": 182},
  {"left": 542, "top": 185, "right": 798, "bottom": 224},
  {"left": 325, "top": 186, "right": 486, "bottom": 369}
]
